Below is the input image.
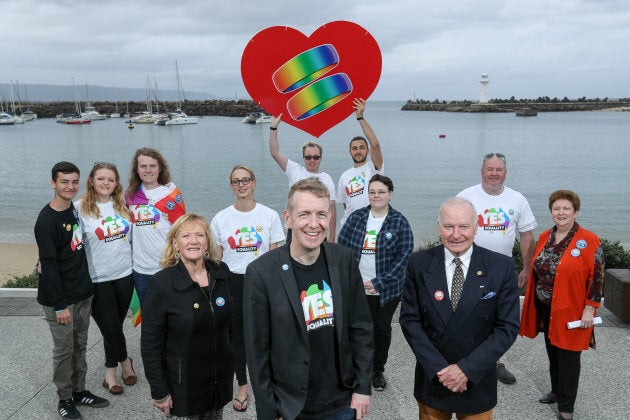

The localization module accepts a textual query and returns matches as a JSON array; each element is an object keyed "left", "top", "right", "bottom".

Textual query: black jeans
[
  {"left": 91, "top": 274, "right": 134, "bottom": 368},
  {"left": 366, "top": 294, "right": 401, "bottom": 374},
  {"left": 229, "top": 273, "right": 247, "bottom": 386},
  {"left": 536, "top": 299, "right": 581, "bottom": 414}
]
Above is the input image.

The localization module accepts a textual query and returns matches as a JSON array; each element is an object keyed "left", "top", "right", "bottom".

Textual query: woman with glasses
[
  {"left": 76, "top": 162, "right": 137, "bottom": 395},
  {"left": 520, "top": 190, "right": 604, "bottom": 420},
  {"left": 125, "top": 147, "right": 186, "bottom": 306},
  {"left": 210, "top": 165, "right": 284, "bottom": 412},
  {"left": 338, "top": 174, "right": 414, "bottom": 392}
]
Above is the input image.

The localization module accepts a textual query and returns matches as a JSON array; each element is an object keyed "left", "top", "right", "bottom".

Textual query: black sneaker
[
  {"left": 58, "top": 398, "right": 82, "bottom": 420},
  {"left": 72, "top": 390, "right": 110, "bottom": 408},
  {"left": 372, "top": 372, "right": 386, "bottom": 391},
  {"left": 496, "top": 363, "right": 516, "bottom": 384}
]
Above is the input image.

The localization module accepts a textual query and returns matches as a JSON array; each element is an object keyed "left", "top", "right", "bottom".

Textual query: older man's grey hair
[{"left": 437, "top": 197, "right": 477, "bottom": 225}]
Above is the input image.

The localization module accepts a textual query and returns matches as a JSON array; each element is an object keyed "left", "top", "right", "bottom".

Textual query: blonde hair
[
  {"left": 160, "top": 214, "right": 220, "bottom": 268},
  {"left": 80, "top": 162, "right": 130, "bottom": 219},
  {"left": 229, "top": 165, "right": 256, "bottom": 181},
  {"left": 287, "top": 177, "right": 330, "bottom": 213}
]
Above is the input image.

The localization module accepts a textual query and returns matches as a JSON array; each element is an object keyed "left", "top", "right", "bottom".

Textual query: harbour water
[{"left": 0, "top": 102, "right": 628, "bottom": 247}]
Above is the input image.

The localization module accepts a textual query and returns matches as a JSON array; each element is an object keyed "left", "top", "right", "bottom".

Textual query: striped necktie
[{"left": 451, "top": 257, "right": 465, "bottom": 311}]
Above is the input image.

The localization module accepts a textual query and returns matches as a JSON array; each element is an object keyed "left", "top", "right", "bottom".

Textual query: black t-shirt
[
  {"left": 34, "top": 203, "right": 92, "bottom": 309},
  {"left": 291, "top": 250, "right": 351, "bottom": 418}
]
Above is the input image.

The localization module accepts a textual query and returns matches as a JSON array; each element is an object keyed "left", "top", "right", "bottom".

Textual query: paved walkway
[{"left": 1, "top": 298, "right": 628, "bottom": 420}]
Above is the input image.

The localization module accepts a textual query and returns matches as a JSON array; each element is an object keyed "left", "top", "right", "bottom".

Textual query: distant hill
[{"left": 0, "top": 83, "right": 218, "bottom": 103}]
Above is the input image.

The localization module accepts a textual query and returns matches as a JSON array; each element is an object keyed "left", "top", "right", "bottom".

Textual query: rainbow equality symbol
[{"left": 272, "top": 44, "right": 352, "bottom": 120}]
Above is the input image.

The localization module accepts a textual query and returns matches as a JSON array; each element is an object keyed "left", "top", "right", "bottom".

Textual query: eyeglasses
[
  {"left": 483, "top": 153, "right": 506, "bottom": 162},
  {"left": 368, "top": 190, "right": 390, "bottom": 196},
  {"left": 230, "top": 177, "right": 253, "bottom": 186},
  {"left": 303, "top": 155, "right": 321, "bottom": 161}
]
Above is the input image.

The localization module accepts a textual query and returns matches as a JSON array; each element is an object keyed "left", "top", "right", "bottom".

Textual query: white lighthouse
[{"left": 479, "top": 73, "right": 489, "bottom": 104}]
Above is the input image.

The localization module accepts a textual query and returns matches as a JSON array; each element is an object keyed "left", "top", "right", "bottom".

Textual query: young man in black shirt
[{"left": 35, "top": 161, "right": 109, "bottom": 420}]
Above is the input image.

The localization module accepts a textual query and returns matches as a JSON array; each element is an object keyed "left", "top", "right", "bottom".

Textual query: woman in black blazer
[{"left": 141, "top": 214, "right": 233, "bottom": 419}]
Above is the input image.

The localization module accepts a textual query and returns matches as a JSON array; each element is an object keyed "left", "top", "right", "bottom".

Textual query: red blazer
[{"left": 520, "top": 226, "right": 600, "bottom": 351}]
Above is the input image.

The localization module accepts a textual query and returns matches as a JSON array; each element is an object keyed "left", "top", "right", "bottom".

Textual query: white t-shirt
[
  {"left": 75, "top": 199, "right": 133, "bottom": 283},
  {"left": 128, "top": 183, "right": 176, "bottom": 274},
  {"left": 285, "top": 159, "right": 336, "bottom": 198},
  {"left": 211, "top": 203, "right": 285, "bottom": 274},
  {"left": 358, "top": 212, "right": 386, "bottom": 295},
  {"left": 337, "top": 161, "right": 383, "bottom": 228},
  {"left": 457, "top": 184, "right": 537, "bottom": 257}
]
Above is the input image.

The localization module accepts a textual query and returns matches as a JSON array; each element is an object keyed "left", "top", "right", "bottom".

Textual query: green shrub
[
  {"left": 600, "top": 238, "right": 630, "bottom": 269},
  {"left": 2, "top": 273, "right": 39, "bottom": 288}
]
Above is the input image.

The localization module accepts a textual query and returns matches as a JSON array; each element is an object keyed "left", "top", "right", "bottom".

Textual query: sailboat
[
  {"left": 20, "top": 83, "right": 37, "bottom": 121},
  {"left": 110, "top": 99, "right": 121, "bottom": 118},
  {"left": 8, "top": 81, "right": 23, "bottom": 124},
  {"left": 81, "top": 84, "right": 106, "bottom": 120},
  {"left": 0, "top": 97, "right": 16, "bottom": 125},
  {"left": 131, "top": 77, "right": 159, "bottom": 124},
  {"left": 164, "top": 60, "right": 198, "bottom": 126},
  {"left": 64, "top": 79, "right": 91, "bottom": 124}
]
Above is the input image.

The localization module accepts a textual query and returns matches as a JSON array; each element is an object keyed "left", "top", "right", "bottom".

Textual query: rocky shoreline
[
  {"left": 401, "top": 100, "right": 630, "bottom": 113},
  {"left": 19, "top": 100, "right": 263, "bottom": 119}
]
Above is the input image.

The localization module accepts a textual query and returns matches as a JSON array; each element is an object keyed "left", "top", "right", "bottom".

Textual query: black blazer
[
  {"left": 141, "top": 260, "right": 234, "bottom": 417},
  {"left": 244, "top": 243, "right": 373, "bottom": 420},
  {"left": 400, "top": 244, "right": 520, "bottom": 414}
]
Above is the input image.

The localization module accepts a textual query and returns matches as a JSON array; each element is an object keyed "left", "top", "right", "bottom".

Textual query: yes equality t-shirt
[{"left": 291, "top": 251, "right": 351, "bottom": 418}]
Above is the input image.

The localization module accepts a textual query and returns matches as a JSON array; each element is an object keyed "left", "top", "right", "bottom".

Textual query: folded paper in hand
[{"left": 567, "top": 316, "right": 602, "bottom": 329}]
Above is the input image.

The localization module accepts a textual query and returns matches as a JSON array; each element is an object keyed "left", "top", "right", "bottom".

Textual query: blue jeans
[{"left": 132, "top": 270, "right": 152, "bottom": 308}]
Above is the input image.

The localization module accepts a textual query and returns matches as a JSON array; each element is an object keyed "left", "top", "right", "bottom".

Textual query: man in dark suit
[
  {"left": 400, "top": 197, "right": 520, "bottom": 419},
  {"left": 244, "top": 177, "right": 373, "bottom": 420}
]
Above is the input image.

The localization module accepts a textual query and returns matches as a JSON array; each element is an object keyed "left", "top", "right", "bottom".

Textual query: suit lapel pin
[
  {"left": 434, "top": 290, "right": 445, "bottom": 301},
  {"left": 193, "top": 303, "right": 199, "bottom": 309},
  {"left": 477, "top": 270, "right": 483, "bottom": 276},
  {"left": 282, "top": 264, "right": 289, "bottom": 271}
]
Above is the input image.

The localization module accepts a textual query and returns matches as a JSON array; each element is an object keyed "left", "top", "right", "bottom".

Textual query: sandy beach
[{"left": 0, "top": 243, "right": 38, "bottom": 286}]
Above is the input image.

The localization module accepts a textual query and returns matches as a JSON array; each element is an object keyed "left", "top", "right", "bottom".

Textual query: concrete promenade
[{"left": 1, "top": 294, "right": 628, "bottom": 420}]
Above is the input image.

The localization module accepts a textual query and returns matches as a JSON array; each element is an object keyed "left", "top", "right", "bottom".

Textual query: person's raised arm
[
  {"left": 328, "top": 201, "right": 336, "bottom": 243},
  {"left": 354, "top": 98, "right": 383, "bottom": 170},
  {"left": 269, "top": 114, "right": 288, "bottom": 172}
]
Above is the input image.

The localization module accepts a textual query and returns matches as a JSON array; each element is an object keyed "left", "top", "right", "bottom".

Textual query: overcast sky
[{"left": 3, "top": 0, "right": 628, "bottom": 101}]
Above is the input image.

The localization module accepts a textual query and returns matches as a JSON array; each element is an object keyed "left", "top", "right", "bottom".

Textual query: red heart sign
[{"left": 241, "top": 21, "right": 382, "bottom": 138}]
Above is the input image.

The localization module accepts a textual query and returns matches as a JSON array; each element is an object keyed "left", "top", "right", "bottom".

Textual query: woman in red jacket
[{"left": 520, "top": 190, "right": 604, "bottom": 420}]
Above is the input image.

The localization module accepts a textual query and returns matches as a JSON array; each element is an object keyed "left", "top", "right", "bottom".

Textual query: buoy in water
[
  {"left": 128, "top": 123, "right": 134, "bottom": 129},
  {"left": 438, "top": 134, "right": 446, "bottom": 139}
]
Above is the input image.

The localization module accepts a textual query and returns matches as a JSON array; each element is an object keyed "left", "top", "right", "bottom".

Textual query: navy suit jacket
[
  {"left": 244, "top": 243, "right": 373, "bottom": 420},
  {"left": 400, "top": 244, "right": 520, "bottom": 413}
]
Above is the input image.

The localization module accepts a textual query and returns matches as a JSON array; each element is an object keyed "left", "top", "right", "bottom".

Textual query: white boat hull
[{"left": 165, "top": 116, "right": 198, "bottom": 125}]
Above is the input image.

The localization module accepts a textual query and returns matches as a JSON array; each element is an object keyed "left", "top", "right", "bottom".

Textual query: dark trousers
[
  {"left": 537, "top": 299, "right": 581, "bottom": 414},
  {"left": 229, "top": 273, "right": 247, "bottom": 386},
  {"left": 132, "top": 270, "right": 152, "bottom": 308},
  {"left": 92, "top": 274, "right": 134, "bottom": 368},
  {"left": 366, "top": 294, "right": 401, "bottom": 374}
]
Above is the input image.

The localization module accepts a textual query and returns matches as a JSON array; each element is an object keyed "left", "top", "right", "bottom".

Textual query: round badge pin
[
  {"left": 385, "top": 232, "right": 392, "bottom": 239},
  {"left": 570, "top": 248, "right": 581, "bottom": 257},
  {"left": 282, "top": 264, "right": 289, "bottom": 271},
  {"left": 215, "top": 297, "right": 225, "bottom": 307},
  {"left": 434, "top": 290, "right": 445, "bottom": 301},
  {"left": 576, "top": 239, "right": 587, "bottom": 249},
  {"left": 193, "top": 303, "right": 199, "bottom": 309}
]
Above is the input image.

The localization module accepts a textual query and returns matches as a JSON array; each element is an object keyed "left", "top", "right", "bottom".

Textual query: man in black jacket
[{"left": 244, "top": 178, "right": 373, "bottom": 420}]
